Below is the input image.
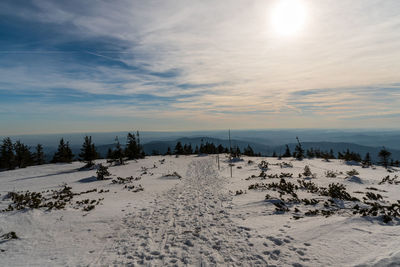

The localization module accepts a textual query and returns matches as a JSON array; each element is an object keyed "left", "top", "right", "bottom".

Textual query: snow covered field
[{"left": 0, "top": 155, "right": 399, "bottom": 266}]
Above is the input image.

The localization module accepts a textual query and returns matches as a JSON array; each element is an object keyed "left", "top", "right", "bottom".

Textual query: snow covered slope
[{"left": 0, "top": 155, "right": 399, "bottom": 266}]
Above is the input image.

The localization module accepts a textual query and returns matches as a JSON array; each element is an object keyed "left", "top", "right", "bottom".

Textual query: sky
[{"left": 1, "top": 0, "right": 400, "bottom": 135}]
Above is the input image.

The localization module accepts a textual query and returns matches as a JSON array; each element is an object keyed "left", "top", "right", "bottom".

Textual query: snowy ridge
[{"left": 0, "top": 155, "right": 399, "bottom": 266}]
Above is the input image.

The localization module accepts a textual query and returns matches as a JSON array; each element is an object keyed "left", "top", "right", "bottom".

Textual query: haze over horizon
[{"left": 1, "top": 0, "right": 400, "bottom": 135}]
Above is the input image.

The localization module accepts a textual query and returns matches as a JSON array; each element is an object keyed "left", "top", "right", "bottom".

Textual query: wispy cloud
[{"left": 1, "top": 0, "right": 400, "bottom": 134}]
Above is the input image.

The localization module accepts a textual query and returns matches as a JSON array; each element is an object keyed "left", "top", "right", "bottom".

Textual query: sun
[{"left": 271, "top": 0, "right": 307, "bottom": 36}]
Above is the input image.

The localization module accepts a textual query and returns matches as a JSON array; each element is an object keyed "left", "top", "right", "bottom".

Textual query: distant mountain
[
  {"left": 5, "top": 129, "right": 400, "bottom": 150},
  {"left": 29, "top": 135, "right": 400, "bottom": 163},
  {"left": 141, "top": 137, "right": 400, "bottom": 163}
]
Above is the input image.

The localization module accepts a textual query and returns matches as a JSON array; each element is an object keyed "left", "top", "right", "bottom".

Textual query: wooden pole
[
  {"left": 229, "top": 129, "right": 232, "bottom": 156},
  {"left": 229, "top": 129, "right": 232, "bottom": 178}
]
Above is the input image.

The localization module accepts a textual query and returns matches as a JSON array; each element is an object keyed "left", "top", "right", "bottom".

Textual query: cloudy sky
[{"left": 1, "top": 0, "right": 400, "bottom": 135}]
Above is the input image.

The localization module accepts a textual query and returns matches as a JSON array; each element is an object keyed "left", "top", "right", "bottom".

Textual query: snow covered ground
[{"left": 0, "top": 155, "right": 399, "bottom": 266}]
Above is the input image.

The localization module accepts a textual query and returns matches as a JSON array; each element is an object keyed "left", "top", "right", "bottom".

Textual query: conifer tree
[
  {"left": 106, "top": 148, "right": 113, "bottom": 159},
  {"left": 294, "top": 137, "right": 304, "bottom": 160},
  {"left": 52, "top": 138, "right": 74, "bottom": 163},
  {"left": 306, "top": 148, "right": 315, "bottom": 158},
  {"left": 362, "top": 152, "right": 372, "bottom": 167},
  {"left": 124, "top": 131, "right": 145, "bottom": 160},
  {"left": 125, "top": 133, "right": 139, "bottom": 160},
  {"left": 243, "top": 145, "right": 255, "bottom": 156},
  {"left": 137, "top": 131, "right": 145, "bottom": 158},
  {"left": 65, "top": 141, "right": 74, "bottom": 163},
  {"left": 378, "top": 147, "right": 391, "bottom": 168},
  {"left": 199, "top": 143, "right": 205, "bottom": 154},
  {"left": 14, "top": 140, "right": 33, "bottom": 168},
  {"left": 166, "top": 147, "right": 172, "bottom": 155},
  {"left": 329, "top": 149, "right": 335, "bottom": 159},
  {"left": 183, "top": 144, "right": 193, "bottom": 155},
  {"left": 174, "top": 141, "right": 184, "bottom": 155},
  {"left": 0, "top": 137, "right": 15, "bottom": 170},
  {"left": 203, "top": 142, "right": 217, "bottom": 154},
  {"left": 79, "top": 136, "right": 97, "bottom": 167},
  {"left": 231, "top": 146, "right": 241, "bottom": 158},
  {"left": 112, "top": 136, "right": 124, "bottom": 165},
  {"left": 283, "top": 145, "right": 291, "bottom": 157},
  {"left": 34, "top": 144, "right": 45, "bottom": 165},
  {"left": 51, "top": 138, "right": 64, "bottom": 163}
]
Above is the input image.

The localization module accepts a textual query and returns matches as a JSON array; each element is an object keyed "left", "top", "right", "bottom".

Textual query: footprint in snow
[
  {"left": 283, "top": 238, "right": 291, "bottom": 243},
  {"left": 267, "top": 236, "right": 284, "bottom": 246},
  {"left": 296, "top": 250, "right": 305, "bottom": 256},
  {"left": 272, "top": 249, "right": 281, "bottom": 255}
]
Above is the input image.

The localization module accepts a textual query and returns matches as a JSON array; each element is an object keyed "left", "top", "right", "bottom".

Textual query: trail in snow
[
  {"left": 4, "top": 156, "right": 396, "bottom": 266},
  {"left": 97, "top": 158, "right": 267, "bottom": 266}
]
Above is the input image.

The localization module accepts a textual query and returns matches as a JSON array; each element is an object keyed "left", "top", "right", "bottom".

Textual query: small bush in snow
[
  {"left": 378, "top": 175, "right": 400, "bottom": 185},
  {"left": 96, "top": 164, "right": 111, "bottom": 180},
  {"left": 258, "top": 160, "right": 268, "bottom": 170},
  {"left": 297, "top": 179, "right": 319, "bottom": 193},
  {"left": 302, "top": 165, "right": 312, "bottom": 177},
  {"left": 325, "top": 170, "right": 337, "bottom": 178},
  {"left": 83, "top": 205, "right": 95, "bottom": 211},
  {"left": 124, "top": 184, "right": 144, "bottom": 192},
  {"left": 346, "top": 169, "right": 359, "bottom": 176},
  {"left": 320, "top": 183, "right": 359, "bottom": 201},
  {"left": 235, "top": 190, "right": 244, "bottom": 195},
  {"left": 0, "top": 231, "right": 18, "bottom": 240},
  {"left": 112, "top": 176, "right": 141, "bottom": 184},
  {"left": 280, "top": 162, "right": 293, "bottom": 168}
]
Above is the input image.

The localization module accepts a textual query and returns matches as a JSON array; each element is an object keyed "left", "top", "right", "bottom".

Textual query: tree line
[
  {"left": 0, "top": 137, "right": 45, "bottom": 170},
  {"left": 0, "top": 134, "right": 399, "bottom": 171},
  {"left": 276, "top": 139, "right": 399, "bottom": 168},
  {"left": 0, "top": 131, "right": 144, "bottom": 170},
  {"left": 158, "top": 141, "right": 260, "bottom": 157}
]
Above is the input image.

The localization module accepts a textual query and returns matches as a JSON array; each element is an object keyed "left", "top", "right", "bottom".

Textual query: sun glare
[{"left": 271, "top": 0, "right": 307, "bottom": 36}]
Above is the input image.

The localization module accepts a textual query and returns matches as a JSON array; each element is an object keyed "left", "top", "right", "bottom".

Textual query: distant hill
[
  {"left": 43, "top": 137, "right": 400, "bottom": 164},
  {"left": 141, "top": 137, "right": 400, "bottom": 163}
]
